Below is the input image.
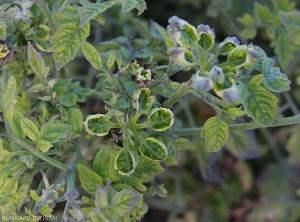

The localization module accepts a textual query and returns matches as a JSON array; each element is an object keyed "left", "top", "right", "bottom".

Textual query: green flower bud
[
  {"left": 217, "top": 37, "right": 240, "bottom": 55},
  {"left": 197, "top": 24, "right": 215, "bottom": 50},
  {"left": 167, "top": 47, "right": 194, "bottom": 66}
]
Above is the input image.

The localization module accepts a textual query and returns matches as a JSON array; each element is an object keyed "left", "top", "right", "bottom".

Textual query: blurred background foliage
[{"left": 46, "top": 0, "right": 300, "bottom": 221}]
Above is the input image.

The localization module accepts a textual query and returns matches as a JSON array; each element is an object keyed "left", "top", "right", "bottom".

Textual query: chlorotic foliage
[{"left": 0, "top": 0, "right": 300, "bottom": 221}]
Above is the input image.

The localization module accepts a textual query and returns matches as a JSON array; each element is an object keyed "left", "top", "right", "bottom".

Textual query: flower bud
[
  {"left": 191, "top": 72, "right": 214, "bottom": 92},
  {"left": 209, "top": 66, "right": 224, "bottom": 84},
  {"left": 214, "top": 78, "right": 241, "bottom": 104},
  {"left": 245, "top": 46, "right": 260, "bottom": 69},
  {"left": 167, "top": 16, "right": 198, "bottom": 48},
  {"left": 167, "top": 47, "right": 194, "bottom": 66},
  {"left": 217, "top": 37, "right": 240, "bottom": 55},
  {"left": 197, "top": 24, "right": 215, "bottom": 50}
]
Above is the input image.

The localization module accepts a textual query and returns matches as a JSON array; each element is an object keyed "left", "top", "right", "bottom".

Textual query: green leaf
[
  {"left": 254, "top": 2, "right": 272, "bottom": 23},
  {"left": 238, "top": 81, "right": 278, "bottom": 127},
  {"left": 201, "top": 116, "right": 229, "bottom": 152},
  {"left": 261, "top": 58, "right": 291, "bottom": 92},
  {"left": 67, "top": 108, "right": 83, "bottom": 134},
  {"left": 272, "top": 0, "right": 295, "bottom": 12},
  {"left": 240, "top": 27, "right": 257, "bottom": 39},
  {"left": 111, "top": 188, "right": 142, "bottom": 216},
  {"left": 83, "top": 114, "right": 118, "bottom": 136},
  {"left": 40, "top": 204, "right": 53, "bottom": 217},
  {"left": 147, "top": 108, "right": 174, "bottom": 131},
  {"left": 93, "top": 146, "right": 113, "bottom": 181},
  {"left": 21, "top": 118, "right": 40, "bottom": 141},
  {"left": 109, "top": 151, "right": 147, "bottom": 191},
  {"left": 133, "top": 155, "right": 164, "bottom": 182},
  {"left": 10, "top": 111, "right": 26, "bottom": 139},
  {"left": 132, "top": 88, "right": 155, "bottom": 114},
  {"left": 30, "top": 190, "right": 40, "bottom": 201},
  {"left": 279, "top": 10, "right": 300, "bottom": 45},
  {"left": 114, "top": 149, "right": 138, "bottom": 176},
  {"left": 226, "top": 107, "right": 246, "bottom": 117},
  {"left": 139, "top": 137, "right": 167, "bottom": 161},
  {"left": 77, "top": 164, "right": 103, "bottom": 194},
  {"left": 50, "top": 6, "right": 90, "bottom": 70},
  {"left": 78, "top": 1, "right": 115, "bottom": 27},
  {"left": 120, "top": 0, "right": 138, "bottom": 13},
  {"left": 271, "top": 32, "right": 296, "bottom": 69},
  {"left": 226, "top": 45, "right": 248, "bottom": 68},
  {"left": 2, "top": 76, "right": 16, "bottom": 122},
  {"left": 107, "top": 50, "right": 115, "bottom": 69},
  {"left": 27, "top": 41, "right": 49, "bottom": 83},
  {"left": 237, "top": 13, "right": 255, "bottom": 26},
  {"left": 134, "top": 0, "right": 147, "bottom": 15},
  {"left": 37, "top": 140, "right": 53, "bottom": 152},
  {"left": 14, "top": 92, "right": 31, "bottom": 114},
  {"left": 40, "top": 123, "right": 71, "bottom": 143},
  {"left": 59, "top": 93, "right": 77, "bottom": 107},
  {"left": 198, "top": 32, "right": 214, "bottom": 51},
  {"left": 81, "top": 41, "right": 102, "bottom": 70},
  {"left": 250, "top": 74, "right": 264, "bottom": 86}
]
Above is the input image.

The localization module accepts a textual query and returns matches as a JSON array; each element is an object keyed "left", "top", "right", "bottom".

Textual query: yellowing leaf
[
  {"left": 81, "top": 41, "right": 102, "bottom": 70},
  {"left": 3, "top": 76, "right": 16, "bottom": 122},
  {"left": 50, "top": 7, "right": 90, "bottom": 70},
  {"left": 67, "top": 108, "right": 83, "bottom": 135},
  {"left": 114, "top": 149, "right": 138, "bottom": 176},
  {"left": 148, "top": 108, "right": 174, "bottom": 131},
  {"left": 27, "top": 41, "right": 49, "bottom": 83},
  {"left": 78, "top": 1, "right": 116, "bottom": 27},
  {"left": 111, "top": 188, "right": 142, "bottom": 216},
  {"left": 21, "top": 118, "right": 40, "bottom": 141},
  {"left": 139, "top": 137, "right": 167, "bottom": 161},
  {"left": 37, "top": 140, "right": 53, "bottom": 152},
  {"left": 201, "top": 116, "right": 229, "bottom": 152},
  {"left": 40, "top": 123, "right": 71, "bottom": 143},
  {"left": 238, "top": 82, "right": 278, "bottom": 127},
  {"left": 78, "top": 164, "right": 103, "bottom": 194}
]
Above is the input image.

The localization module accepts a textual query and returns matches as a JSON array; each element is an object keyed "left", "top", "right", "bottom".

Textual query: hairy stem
[
  {"left": 0, "top": 134, "right": 71, "bottom": 171},
  {"left": 163, "top": 80, "right": 193, "bottom": 108}
]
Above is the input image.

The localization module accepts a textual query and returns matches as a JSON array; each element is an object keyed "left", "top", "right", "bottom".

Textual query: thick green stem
[
  {"left": 0, "top": 134, "right": 71, "bottom": 171},
  {"left": 36, "top": 0, "right": 57, "bottom": 34},
  {"left": 163, "top": 80, "right": 193, "bottom": 108},
  {"left": 172, "top": 114, "right": 300, "bottom": 135}
]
